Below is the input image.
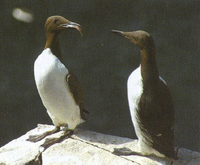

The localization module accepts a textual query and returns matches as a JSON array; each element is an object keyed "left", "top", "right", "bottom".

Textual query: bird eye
[{"left": 54, "top": 19, "right": 58, "bottom": 24}]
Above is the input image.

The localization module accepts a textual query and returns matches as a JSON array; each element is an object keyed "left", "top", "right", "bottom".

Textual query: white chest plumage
[
  {"left": 127, "top": 66, "right": 143, "bottom": 139},
  {"left": 34, "top": 48, "right": 83, "bottom": 129}
]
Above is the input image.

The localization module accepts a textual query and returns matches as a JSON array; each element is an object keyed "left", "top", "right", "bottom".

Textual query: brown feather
[{"left": 66, "top": 72, "right": 89, "bottom": 120}]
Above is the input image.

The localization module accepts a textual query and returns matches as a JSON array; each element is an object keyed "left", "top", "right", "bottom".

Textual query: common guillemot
[
  {"left": 112, "top": 30, "right": 178, "bottom": 160},
  {"left": 28, "top": 16, "right": 88, "bottom": 145}
]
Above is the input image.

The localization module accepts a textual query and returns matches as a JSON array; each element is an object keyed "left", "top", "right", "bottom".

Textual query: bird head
[
  {"left": 112, "top": 30, "right": 154, "bottom": 50},
  {"left": 45, "top": 15, "right": 82, "bottom": 35}
]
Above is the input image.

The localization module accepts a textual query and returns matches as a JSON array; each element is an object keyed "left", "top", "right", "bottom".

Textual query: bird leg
[
  {"left": 40, "top": 130, "right": 74, "bottom": 150},
  {"left": 27, "top": 126, "right": 60, "bottom": 142},
  {"left": 112, "top": 147, "right": 143, "bottom": 156},
  {"left": 170, "top": 147, "right": 180, "bottom": 164}
]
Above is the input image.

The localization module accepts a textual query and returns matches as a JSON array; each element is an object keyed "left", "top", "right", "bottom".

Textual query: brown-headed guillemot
[
  {"left": 28, "top": 16, "right": 89, "bottom": 146},
  {"left": 112, "top": 30, "right": 178, "bottom": 160}
]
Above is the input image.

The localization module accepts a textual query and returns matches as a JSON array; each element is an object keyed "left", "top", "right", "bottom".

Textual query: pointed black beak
[
  {"left": 112, "top": 30, "right": 134, "bottom": 41},
  {"left": 111, "top": 30, "right": 124, "bottom": 37},
  {"left": 61, "top": 21, "right": 83, "bottom": 36}
]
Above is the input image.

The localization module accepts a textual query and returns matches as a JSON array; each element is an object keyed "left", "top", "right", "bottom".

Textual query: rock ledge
[{"left": 0, "top": 124, "right": 199, "bottom": 165}]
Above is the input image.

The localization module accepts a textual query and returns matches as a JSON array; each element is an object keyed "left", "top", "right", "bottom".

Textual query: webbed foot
[
  {"left": 112, "top": 147, "right": 141, "bottom": 156},
  {"left": 40, "top": 130, "right": 74, "bottom": 149},
  {"left": 27, "top": 126, "right": 60, "bottom": 142}
]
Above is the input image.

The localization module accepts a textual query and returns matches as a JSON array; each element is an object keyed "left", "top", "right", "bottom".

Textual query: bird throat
[
  {"left": 140, "top": 48, "right": 159, "bottom": 88},
  {"left": 45, "top": 32, "right": 64, "bottom": 63}
]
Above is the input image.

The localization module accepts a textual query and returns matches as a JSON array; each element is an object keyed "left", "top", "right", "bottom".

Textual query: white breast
[
  {"left": 34, "top": 48, "right": 84, "bottom": 129},
  {"left": 127, "top": 66, "right": 143, "bottom": 140}
]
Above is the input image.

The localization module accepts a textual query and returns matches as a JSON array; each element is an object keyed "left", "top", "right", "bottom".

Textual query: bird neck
[
  {"left": 45, "top": 32, "right": 64, "bottom": 63},
  {"left": 140, "top": 48, "right": 159, "bottom": 88}
]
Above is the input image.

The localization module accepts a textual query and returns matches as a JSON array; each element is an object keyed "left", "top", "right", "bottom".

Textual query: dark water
[{"left": 1, "top": 1, "right": 200, "bottom": 152}]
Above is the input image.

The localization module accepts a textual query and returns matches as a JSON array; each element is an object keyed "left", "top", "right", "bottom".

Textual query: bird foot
[
  {"left": 170, "top": 147, "right": 179, "bottom": 164},
  {"left": 40, "top": 130, "right": 74, "bottom": 149},
  {"left": 175, "top": 147, "right": 180, "bottom": 158},
  {"left": 27, "top": 127, "right": 60, "bottom": 142},
  {"left": 112, "top": 147, "right": 141, "bottom": 156}
]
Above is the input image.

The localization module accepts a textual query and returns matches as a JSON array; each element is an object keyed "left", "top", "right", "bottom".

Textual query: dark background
[{"left": 1, "top": 0, "right": 200, "bottom": 152}]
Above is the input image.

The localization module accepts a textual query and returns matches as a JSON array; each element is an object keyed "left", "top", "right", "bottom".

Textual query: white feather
[{"left": 34, "top": 48, "right": 84, "bottom": 130}]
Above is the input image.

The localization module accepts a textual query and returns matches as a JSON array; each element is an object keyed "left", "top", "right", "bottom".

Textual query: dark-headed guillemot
[
  {"left": 28, "top": 16, "right": 89, "bottom": 145},
  {"left": 112, "top": 30, "right": 178, "bottom": 160}
]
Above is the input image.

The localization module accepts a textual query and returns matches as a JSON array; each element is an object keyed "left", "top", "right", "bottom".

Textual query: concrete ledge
[{"left": 0, "top": 124, "right": 199, "bottom": 165}]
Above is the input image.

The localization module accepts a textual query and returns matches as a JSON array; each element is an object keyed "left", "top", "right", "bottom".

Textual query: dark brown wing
[
  {"left": 138, "top": 79, "right": 177, "bottom": 159},
  {"left": 66, "top": 72, "right": 89, "bottom": 120}
]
